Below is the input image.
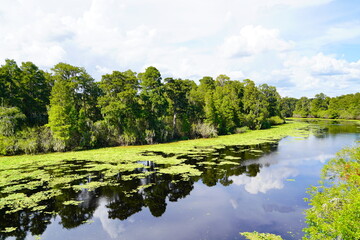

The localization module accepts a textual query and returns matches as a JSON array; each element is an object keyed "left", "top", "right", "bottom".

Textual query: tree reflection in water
[{"left": 0, "top": 142, "right": 278, "bottom": 239}]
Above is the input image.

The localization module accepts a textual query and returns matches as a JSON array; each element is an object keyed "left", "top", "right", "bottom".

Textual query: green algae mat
[{"left": 0, "top": 121, "right": 309, "bottom": 215}]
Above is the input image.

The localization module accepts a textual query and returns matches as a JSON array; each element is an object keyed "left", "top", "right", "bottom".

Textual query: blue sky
[{"left": 1, "top": 0, "right": 360, "bottom": 98}]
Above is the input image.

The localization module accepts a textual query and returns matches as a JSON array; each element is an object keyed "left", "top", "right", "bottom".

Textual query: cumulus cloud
[
  {"left": 220, "top": 25, "right": 293, "bottom": 58},
  {"left": 230, "top": 166, "right": 298, "bottom": 194},
  {"left": 0, "top": 0, "right": 358, "bottom": 97}
]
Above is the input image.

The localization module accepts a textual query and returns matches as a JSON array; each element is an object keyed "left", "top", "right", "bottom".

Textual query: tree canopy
[{"left": 0, "top": 58, "right": 358, "bottom": 155}]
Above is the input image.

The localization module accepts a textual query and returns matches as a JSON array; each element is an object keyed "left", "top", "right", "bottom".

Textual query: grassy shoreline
[
  {"left": 287, "top": 117, "right": 360, "bottom": 123},
  {"left": 0, "top": 121, "right": 309, "bottom": 168}
]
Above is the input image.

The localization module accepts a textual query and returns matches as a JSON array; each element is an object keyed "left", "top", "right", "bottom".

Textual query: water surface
[{"left": 1, "top": 120, "right": 359, "bottom": 240}]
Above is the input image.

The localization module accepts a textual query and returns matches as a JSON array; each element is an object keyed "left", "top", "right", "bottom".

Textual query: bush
[
  {"left": 192, "top": 122, "right": 218, "bottom": 138},
  {"left": 145, "top": 129, "right": 155, "bottom": 144},
  {"left": 17, "top": 128, "right": 39, "bottom": 154},
  {"left": 235, "top": 126, "right": 250, "bottom": 134},
  {"left": 303, "top": 145, "right": 360, "bottom": 239},
  {"left": 119, "top": 132, "right": 137, "bottom": 146},
  {"left": 268, "top": 116, "right": 285, "bottom": 126},
  {"left": 0, "top": 107, "right": 26, "bottom": 136},
  {"left": 0, "top": 136, "right": 18, "bottom": 155}
]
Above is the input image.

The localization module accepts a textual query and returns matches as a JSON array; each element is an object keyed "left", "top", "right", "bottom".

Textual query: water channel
[{"left": 1, "top": 120, "right": 359, "bottom": 240}]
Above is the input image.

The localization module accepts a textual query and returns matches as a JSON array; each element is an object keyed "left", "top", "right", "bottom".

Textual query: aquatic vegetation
[
  {"left": 240, "top": 231, "right": 284, "bottom": 240},
  {"left": 0, "top": 121, "right": 310, "bottom": 237}
]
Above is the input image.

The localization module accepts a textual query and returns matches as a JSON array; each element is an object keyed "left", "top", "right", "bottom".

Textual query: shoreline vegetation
[
  {"left": 1, "top": 59, "right": 359, "bottom": 157},
  {"left": 0, "top": 121, "right": 310, "bottom": 225},
  {"left": 241, "top": 135, "right": 360, "bottom": 240},
  {"left": 0, "top": 121, "right": 309, "bottom": 165}
]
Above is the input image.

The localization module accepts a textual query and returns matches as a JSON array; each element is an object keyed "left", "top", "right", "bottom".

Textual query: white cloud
[
  {"left": 279, "top": 53, "right": 360, "bottom": 95},
  {"left": 230, "top": 166, "right": 298, "bottom": 194},
  {"left": 0, "top": 0, "right": 358, "bottom": 97},
  {"left": 220, "top": 25, "right": 293, "bottom": 58}
]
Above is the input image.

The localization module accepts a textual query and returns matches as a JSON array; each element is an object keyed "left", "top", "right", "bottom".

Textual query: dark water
[{"left": 1, "top": 120, "right": 360, "bottom": 240}]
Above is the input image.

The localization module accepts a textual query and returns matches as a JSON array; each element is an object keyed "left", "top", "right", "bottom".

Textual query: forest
[{"left": 0, "top": 59, "right": 359, "bottom": 156}]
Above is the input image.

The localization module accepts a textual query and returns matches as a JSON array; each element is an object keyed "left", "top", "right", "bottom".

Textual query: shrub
[
  {"left": 268, "top": 116, "right": 285, "bottom": 126},
  {"left": 18, "top": 128, "right": 39, "bottom": 154},
  {"left": 0, "top": 107, "right": 26, "bottom": 136},
  {"left": 145, "top": 129, "right": 155, "bottom": 145},
  {"left": 192, "top": 122, "right": 218, "bottom": 138},
  {"left": 303, "top": 145, "right": 360, "bottom": 239},
  {"left": 235, "top": 126, "right": 250, "bottom": 134},
  {"left": 119, "top": 132, "right": 137, "bottom": 146}
]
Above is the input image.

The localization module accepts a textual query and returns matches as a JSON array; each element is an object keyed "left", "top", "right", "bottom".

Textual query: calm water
[{"left": 1, "top": 120, "right": 360, "bottom": 240}]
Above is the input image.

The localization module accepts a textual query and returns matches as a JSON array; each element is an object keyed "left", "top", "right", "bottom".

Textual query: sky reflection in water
[{"left": 5, "top": 122, "right": 360, "bottom": 240}]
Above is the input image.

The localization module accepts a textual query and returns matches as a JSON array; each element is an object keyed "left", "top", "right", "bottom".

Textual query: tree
[
  {"left": 259, "top": 84, "right": 281, "bottom": 117},
  {"left": 280, "top": 97, "right": 298, "bottom": 117},
  {"left": 98, "top": 70, "right": 141, "bottom": 145},
  {"left": 138, "top": 66, "right": 168, "bottom": 143},
  {"left": 47, "top": 63, "right": 99, "bottom": 150},
  {"left": 212, "top": 80, "right": 243, "bottom": 134},
  {"left": 293, "top": 97, "right": 310, "bottom": 118},
  {"left": 243, "top": 79, "right": 269, "bottom": 129},
  {"left": 310, "top": 93, "right": 329, "bottom": 117},
  {"left": 164, "top": 78, "right": 195, "bottom": 138},
  {"left": 19, "top": 62, "right": 51, "bottom": 125},
  {"left": 0, "top": 59, "right": 22, "bottom": 108}
]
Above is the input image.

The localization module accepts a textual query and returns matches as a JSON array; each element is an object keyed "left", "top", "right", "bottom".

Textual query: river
[{"left": 1, "top": 120, "right": 359, "bottom": 240}]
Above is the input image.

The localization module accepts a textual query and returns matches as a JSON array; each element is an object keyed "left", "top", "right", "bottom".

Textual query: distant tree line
[
  {"left": 1, "top": 59, "right": 358, "bottom": 155},
  {"left": 281, "top": 93, "right": 360, "bottom": 119}
]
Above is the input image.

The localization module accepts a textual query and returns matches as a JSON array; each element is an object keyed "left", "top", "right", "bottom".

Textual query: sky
[{"left": 1, "top": 0, "right": 360, "bottom": 98}]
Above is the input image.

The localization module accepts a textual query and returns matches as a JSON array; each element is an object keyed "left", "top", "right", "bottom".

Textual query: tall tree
[
  {"left": 48, "top": 63, "right": 99, "bottom": 150},
  {"left": 0, "top": 59, "right": 22, "bottom": 108},
  {"left": 98, "top": 70, "right": 141, "bottom": 145},
  {"left": 243, "top": 79, "right": 269, "bottom": 129},
  {"left": 259, "top": 84, "right": 281, "bottom": 117},
  {"left": 164, "top": 78, "right": 195, "bottom": 138},
  {"left": 19, "top": 62, "right": 51, "bottom": 125},
  {"left": 138, "top": 66, "right": 168, "bottom": 142}
]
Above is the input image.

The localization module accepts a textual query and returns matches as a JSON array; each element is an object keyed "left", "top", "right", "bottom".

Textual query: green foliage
[
  {"left": 293, "top": 97, "right": 310, "bottom": 118},
  {"left": 240, "top": 232, "right": 283, "bottom": 240},
  {"left": 0, "top": 59, "right": 302, "bottom": 155},
  {"left": 268, "top": 116, "right": 285, "bottom": 126},
  {"left": 303, "top": 145, "right": 360, "bottom": 239},
  {"left": 280, "top": 97, "right": 298, "bottom": 117},
  {"left": 191, "top": 122, "right": 218, "bottom": 138},
  {"left": 47, "top": 63, "right": 100, "bottom": 151},
  {"left": 243, "top": 79, "right": 269, "bottom": 129},
  {"left": 0, "top": 107, "right": 26, "bottom": 136}
]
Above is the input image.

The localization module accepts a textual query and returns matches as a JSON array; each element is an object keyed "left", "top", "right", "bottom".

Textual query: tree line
[
  {"left": 281, "top": 92, "right": 360, "bottom": 119},
  {"left": 0, "top": 59, "right": 358, "bottom": 155}
]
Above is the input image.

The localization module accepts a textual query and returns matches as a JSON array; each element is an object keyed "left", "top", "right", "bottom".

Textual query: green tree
[
  {"left": 310, "top": 93, "right": 329, "bottom": 117},
  {"left": 293, "top": 97, "right": 310, "bottom": 118},
  {"left": 259, "top": 84, "right": 281, "bottom": 117},
  {"left": 0, "top": 59, "right": 22, "bottom": 108},
  {"left": 19, "top": 62, "right": 51, "bottom": 125},
  {"left": 164, "top": 78, "right": 195, "bottom": 138},
  {"left": 138, "top": 66, "right": 168, "bottom": 143},
  {"left": 48, "top": 63, "right": 99, "bottom": 150},
  {"left": 98, "top": 70, "right": 141, "bottom": 145},
  {"left": 212, "top": 79, "right": 243, "bottom": 134},
  {"left": 243, "top": 79, "right": 269, "bottom": 129},
  {"left": 280, "top": 97, "right": 298, "bottom": 117}
]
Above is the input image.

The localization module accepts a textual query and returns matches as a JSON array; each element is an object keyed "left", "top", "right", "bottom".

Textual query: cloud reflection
[
  {"left": 93, "top": 198, "right": 127, "bottom": 239},
  {"left": 230, "top": 166, "right": 298, "bottom": 194}
]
